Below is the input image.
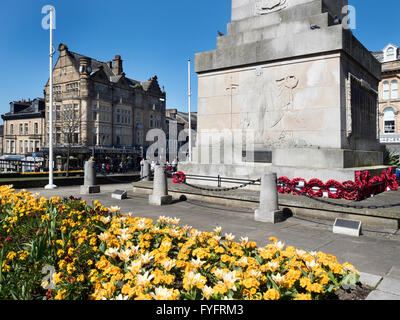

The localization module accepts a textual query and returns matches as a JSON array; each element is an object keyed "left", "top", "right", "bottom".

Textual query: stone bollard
[
  {"left": 80, "top": 160, "right": 100, "bottom": 194},
  {"left": 141, "top": 160, "right": 151, "bottom": 181},
  {"left": 255, "top": 172, "right": 285, "bottom": 223},
  {"left": 149, "top": 165, "right": 172, "bottom": 205}
]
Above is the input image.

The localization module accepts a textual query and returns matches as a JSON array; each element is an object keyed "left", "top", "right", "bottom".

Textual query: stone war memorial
[{"left": 180, "top": 0, "right": 386, "bottom": 183}]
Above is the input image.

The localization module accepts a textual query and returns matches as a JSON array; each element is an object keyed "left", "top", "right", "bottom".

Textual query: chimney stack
[{"left": 113, "top": 55, "right": 123, "bottom": 75}]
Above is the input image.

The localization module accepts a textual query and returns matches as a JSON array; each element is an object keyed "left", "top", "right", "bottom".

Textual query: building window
[
  {"left": 34, "top": 122, "right": 39, "bottom": 134},
  {"left": 24, "top": 123, "right": 29, "bottom": 135},
  {"left": 10, "top": 124, "right": 14, "bottom": 135},
  {"left": 56, "top": 127, "right": 61, "bottom": 144},
  {"left": 10, "top": 141, "right": 15, "bottom": 154},
  {"left": 19, "top": 140, "right": 23, "bottom": 153},
  {"left": 19, "top": 124, "right": 23, "bottom": 135},
  {"left": 116, "top": 109, "right": 121, "bottom": 123},
  {"left": 24, "top": 140, "right": 28, "bottom": 153},
  {"left": 54, "top": 85, "right": 62, "bottom": 93},
  {"left": 391, "top": 80, "right": 398, "bottom": 100},
  {"left": 30, "top": 141, "right": 34, "bottom": 152},
  {"left": 6, "top": 141, "right": 9, "bottom": 153},
  {"left": 66, "top": 82, "right": 79, "bottom": 92},
  {"left": 149, "top": 114, "right": 154, "bottom": 128},
  {"left": 383, "top": 81, "right": 390, "bottom": 100},
  {"left": 385, "top": 47, "right": 396, "bottom": 62},
  {"left": 56, "top": 105, "right": 61, "bottom": 120},
  {"left": 383, "top": 107, "right": 396, "bottom": 133},
  {"left": 35, "top": 141, "right": 40, "bottom": 152},
  {"left": 92, "top": 105, "right": 98, "bottom": 121},
  {"left": 74, "top": 104, "right": 79, "bottom": 119}
]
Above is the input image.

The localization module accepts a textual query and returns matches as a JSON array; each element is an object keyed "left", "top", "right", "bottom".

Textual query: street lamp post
[{"left": 45, "top": 7, "right": 57, "bottom": 189}]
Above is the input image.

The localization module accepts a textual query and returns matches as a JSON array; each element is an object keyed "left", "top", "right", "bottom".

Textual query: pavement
[{"left": 22, "top": 182, "right": 400, "bottom": 300}]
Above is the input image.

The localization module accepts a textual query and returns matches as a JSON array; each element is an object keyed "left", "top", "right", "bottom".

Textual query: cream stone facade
[
  {"left": 43, "top": 44, "right": 166, "bottom": 162},
  {"left": 1, "top": 98, "right": 45, "bottom": 156},
  {"left": 373, "top": 44, "right": 400, "bottom": 152}
]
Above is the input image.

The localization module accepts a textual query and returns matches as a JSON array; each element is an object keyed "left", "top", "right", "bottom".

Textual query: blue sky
[{"left": 0, "top": 0, "right": 398, "bottom": 120}]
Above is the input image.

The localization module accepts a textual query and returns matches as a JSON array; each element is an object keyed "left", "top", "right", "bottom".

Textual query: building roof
[
  {"left": 63, "top": 45, "right": 162, "bottom": 93},
  {"left": 371, "top": 44, "right": 400, "bottom": 63},
  {"left": 1, "top": 98, "right": 45, "bottom": 121}
]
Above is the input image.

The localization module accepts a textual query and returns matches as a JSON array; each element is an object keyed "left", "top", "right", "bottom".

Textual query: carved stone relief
[
  {"left": 255, "top": 0, "right": 287, "bottom": 15},
  {"left": 239, "top": 72, "right": 309, "bottom": 148}
]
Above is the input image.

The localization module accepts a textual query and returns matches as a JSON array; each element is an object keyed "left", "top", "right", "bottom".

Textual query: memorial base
[{"left": 179, "top": 162, "right": 389, "bottom": 189}]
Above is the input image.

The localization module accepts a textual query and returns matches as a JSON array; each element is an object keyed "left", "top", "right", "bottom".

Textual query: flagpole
[
  {"left": 188, "top": 58, "right": 192, "bottom": 162},
  {"left": 45, "top": 7, "right": 57, "bottom": 189}
]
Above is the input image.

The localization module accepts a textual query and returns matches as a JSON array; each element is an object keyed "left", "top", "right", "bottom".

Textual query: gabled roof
[
  {"left": 372, "top": 43, "right": 400, "bottom": 63},
  {"left": 58, "top": 44, "right": 162, "bottom": 93}
]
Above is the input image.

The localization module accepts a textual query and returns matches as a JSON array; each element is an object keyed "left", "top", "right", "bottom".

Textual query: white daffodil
[
  {"left": 222, "top": 271, "right": 240, "bottom": 291},
  {"left": 105, "top": 247, "right": 119, "bottom": 259},
  {"left": 240, "top": 236, "right": 249, "bottom": 245},
  {"left": 202, "top": 286, "right": 214, "bottom": 300},
  {"left": 306, "top": 260, "right": 320, "bottom": 270},
  {"left": 296, "top": 249, "right": 307, "bottom": 258},
  {"left": 224, "top": 233, "right": 235, "bottom": 242},
  {"left": 136, "top": 218, "right": 149, "bottom": 230},
  {"left": 136, "top": 271, "right": 155, "bottom": 287},
  {"left": 128, "top": 259, "right": 142, "bottom": 273},
  {"left": 267, "top": 261, "right": 279, "bottom": 272},
  {"left": 272, "top": 273, "right": 285, "bottom": 285},
  {"left": 274, "top": 241, "right": 285, "bottom": 251},
  {"left": 98, "top": 232, "right": 109, "bottom": 242},
  {"left": 109, "top": 206, "right": 120, "bottom": 213},
  {"left": 100, "top": 216, "right": 111, "bottom": 224},
  {"left": 118, "top": 249, "right": 132, "bottom": 262},
  {"left": 140, "top": 252, "right": 154, "bottom": 264},
  {"left": 214, "top": 226, "right": 222, "bottom": 235},
  {"left": 161, "top": 258, "right": 176, "bottom": 271},
  {"left": 150, "top": 287, "right": 174, "bottom": 300},
  {"left": 191, "top": 257, "right": 206, "bottom": 269},
  {"left": 172, "top": 217, "right": 180, "bottom": 224}
]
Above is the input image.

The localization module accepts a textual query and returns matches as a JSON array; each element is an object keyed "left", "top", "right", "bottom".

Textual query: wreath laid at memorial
[
  {"left": 0, "top": 185, "right": 359, "bottom": 300},
  {"left": 277, "top": 167, "right": 399, "bottom": 201}
]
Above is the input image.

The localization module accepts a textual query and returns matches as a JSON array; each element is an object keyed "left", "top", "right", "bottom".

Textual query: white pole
[
  {"left": 188, "top": 58, "right": 192, "bottom": 162},
  {"left": 45, "top": 7, "right": 57, "bottom": 189}
]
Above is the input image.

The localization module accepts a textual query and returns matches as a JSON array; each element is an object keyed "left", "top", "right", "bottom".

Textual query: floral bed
[{"left": 0, "top": 185, "right": 359, "bottom": 300}]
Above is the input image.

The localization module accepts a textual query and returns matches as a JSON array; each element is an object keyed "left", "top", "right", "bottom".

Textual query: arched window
[
  {"left": 391, "top": 80, "right": 398, "bottom": 99},
  {"left": 383, "top": 107, "right": 396, "bottom": 133},
  {"left": 386, "top": 47, "right": 396, "bottom": 61},
  {"left": 383, "top": 81, "right": 390, "bottom": 100}
]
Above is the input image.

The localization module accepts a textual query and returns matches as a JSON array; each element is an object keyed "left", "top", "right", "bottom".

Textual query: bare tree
[{"left": 59, "top": 104, "right": 83, "bottom": 176}]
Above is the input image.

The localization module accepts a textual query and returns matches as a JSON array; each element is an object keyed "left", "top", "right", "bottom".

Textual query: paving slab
[
  {"left": 366, "top": 290, "right": 400, "bottom": 300},
  {"left": 375, "top": 277, "right": 400, "bottom": 296},
  {"left": 358, "top": 272, "right": 383, "bottom": 289}
]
